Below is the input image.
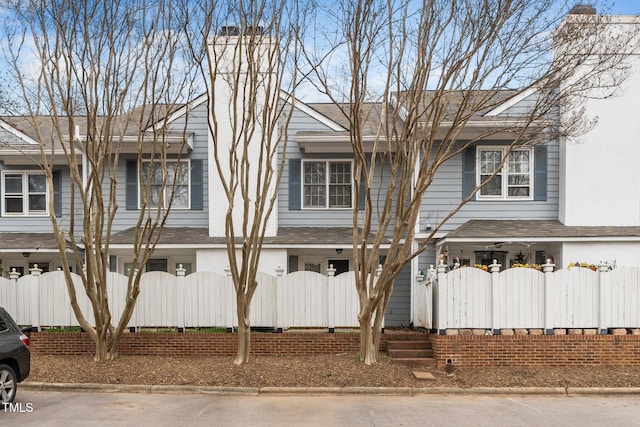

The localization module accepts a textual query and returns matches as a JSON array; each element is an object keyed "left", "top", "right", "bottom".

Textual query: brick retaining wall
[
  {"left": 432, "top": 334, "right": 640, "bottom": 368},
  {"left": 30, "top": 331, "right": 640, "bottom": 368},
  {"left": 28, "top": 331, "right": 427, "bottom": 356}
]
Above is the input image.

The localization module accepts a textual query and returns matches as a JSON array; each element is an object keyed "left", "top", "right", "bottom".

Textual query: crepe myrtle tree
[
  {"left": 304, "top": 0, "right": 639, "bottom": 364},
  {"left": 184, "top": 0, "right": 307, "bottom": 365},
  {"left": 2, "top": 0, "right": 201, "bottom": 361}
]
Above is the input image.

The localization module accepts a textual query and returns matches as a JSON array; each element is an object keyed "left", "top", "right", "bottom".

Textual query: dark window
[
  {"left": 328, "top": 259, "right": 349, "bottom": 275},
  {"left": 147, "top": 259, "right": 168, "bottom": 272}
]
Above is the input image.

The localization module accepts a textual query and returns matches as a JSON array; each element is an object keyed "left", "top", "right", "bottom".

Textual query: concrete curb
[
  {"left": 567, "top": 387, "right": 640, "bottom": 396},
  {"left": 21, "top": 382, "right": 640, "bottom": 396},
  {"left": 413, "top": 387, "right": 568, "bottom": 396}
]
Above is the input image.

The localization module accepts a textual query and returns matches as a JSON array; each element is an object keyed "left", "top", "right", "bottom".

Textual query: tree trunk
[
  {"left": 359, "top": 316, "right": 379, "bottom": 365},
  {"left": 235, "top": 320, "right": 251, "bottom": 365},
  {"left": 94, "top": 324, "right": 108, "bottom": 362},
  {"left": 234, "top": 296, "right": 251, "bottom": 365}
]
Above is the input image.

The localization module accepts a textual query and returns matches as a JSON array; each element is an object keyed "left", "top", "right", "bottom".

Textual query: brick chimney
[{"left": 568, "top": 4, "right": 596, "bottom": 15}]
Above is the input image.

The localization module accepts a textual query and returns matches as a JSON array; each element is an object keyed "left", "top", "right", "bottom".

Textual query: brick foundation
[{"left": 432, "top": 334, "right": 640, "bottom": 368}]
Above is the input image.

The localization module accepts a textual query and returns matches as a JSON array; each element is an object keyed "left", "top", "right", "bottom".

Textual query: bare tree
[
  {"left": 304, "top": 0, "right": 639, "bottom": 364},
  {"left": 184, "top": 0, "right": 305, "bottom": 365},
  {"left": 2, "top": 0, "right": 200, "bottom": 360}
]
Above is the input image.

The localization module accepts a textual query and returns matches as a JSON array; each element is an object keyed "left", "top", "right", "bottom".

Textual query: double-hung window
[
  {"left": 303, "top": 160, "right": 352, "bottom": 209},
  {"left": 2, "top": 172, "right": 48, "bottom": 216},
  {"left": 141, "top": 160, "right": 190, "bottom": 209},
  {"left": 478, "top": 147, "right": 532, "bottom": 199}
]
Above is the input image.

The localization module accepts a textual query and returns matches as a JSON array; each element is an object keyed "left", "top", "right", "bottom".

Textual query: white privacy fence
[
  {"left": 431, "top": 262, "right": 640, "bottom": 333},
  {"left": 0, "top": 265, "right": 363, "bottom": 330}
]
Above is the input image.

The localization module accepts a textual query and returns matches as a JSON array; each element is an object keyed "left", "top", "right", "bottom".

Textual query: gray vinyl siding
[
  {"left": 109, "top": 102, "right": 210, "bottom": 232},
  {"left": 279, "top": 109, "right": 396, "bottom": 232},
  {"left": 278, "top": 106, "right": 354, "bottom": 227},
  {"left": 420, "top": 140, "right": 559, "bottom": 234},
  {"left": 280, "top": 104, "right": 411, "bottom": 326},
  {"left": 385, "top": 264, "right": 411, "bottom": 327},
  {"left": 499, "top": 92, "right": 539, "bottom": 117}
]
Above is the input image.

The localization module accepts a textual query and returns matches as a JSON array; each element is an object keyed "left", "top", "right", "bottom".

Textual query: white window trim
[
  {"left": 476, "top": 147, "right": 533, "bottom": 201},
  {"left": 139, "top": 159, "right": 191, "bottom": 210},
  {"left": 301, "top": 159, "right": 354, "bottom": 210},
  {"left": 1, "top": 171, "right": 49, "bottom": 217}
]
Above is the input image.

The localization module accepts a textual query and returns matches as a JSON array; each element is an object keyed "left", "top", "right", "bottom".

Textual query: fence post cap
[
  {"left": 375, "top": 264, "right": 383, "bottom": 276},
  {"left": 176, "top": 264, "right": 186, "bottom": 276},
  {"left": 9, "top": 268, "right": 20, "bottom": 280},
  {"left": 597, "top": 261, "right": 610, "bottom": 272},
  {"left": 542, "top": 259, "right": 555, "bottom": 272},
  {"left": 29, "top": 264, "right": 43, "bottom": 276},
  {"left": 327, "top": 264, "right": 336, "bottom": 277},
  {"left": 489, "top": 260, "right": 501, "bottom": 273},
  {"left": 275, "top": 265, "right": 285, "bottom": 276}
]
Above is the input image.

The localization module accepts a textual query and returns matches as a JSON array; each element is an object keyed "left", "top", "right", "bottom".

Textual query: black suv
[{"left": 0, "top": 307, "right": 30, "bottom": 404}]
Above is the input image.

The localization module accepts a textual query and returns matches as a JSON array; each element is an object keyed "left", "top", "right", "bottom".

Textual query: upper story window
[
  {"left": 2, "top": 172, "right": 48, "bottom": 216},
  {"left": 140, "top": 160, "right": 190, "bottom": 209},
  {"left": 478, "top": 147, "right": 532, "bottom": 199},
  {"left": 303, "top": 160, "right": 352, "bottom": 209}
]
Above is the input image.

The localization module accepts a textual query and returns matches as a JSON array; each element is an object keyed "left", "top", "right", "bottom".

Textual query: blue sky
[{"left": 610, "top": 0, "right": 640, "bottom": 14}]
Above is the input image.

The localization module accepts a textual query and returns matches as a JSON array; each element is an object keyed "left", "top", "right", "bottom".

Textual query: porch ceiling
[
  {"left": 109, "top": 226, "right": 388, "bottom": 247},
  {"left": 440, "top": 220, "right": 640, "bottom": 243}
]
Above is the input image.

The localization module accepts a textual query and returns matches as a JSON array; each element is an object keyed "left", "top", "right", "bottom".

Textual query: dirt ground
[{"left": 26, "top": 353, "right": 640, "bottom": 388}]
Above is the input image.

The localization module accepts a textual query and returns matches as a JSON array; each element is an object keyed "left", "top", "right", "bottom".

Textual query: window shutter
[
  {"left": 190, "top": 159, "right": 203, "bottom": 210},
  {"left": 534, "top": 145, "right": 548, "bottom": 201},
  {"left": 358, "top": 176, "right": 366, "bottom": 211},
  {"left": 52, "top": 170, "right": 62, "bottom": 217},
  {"left": 125, "top": 160, "right": 138, "bottom": 210},
  {"left": 109, "top": 255, "right": 117, "bottom": 273},
  {"left": 462, "top": 146, "right": 476, "bottom": 200},
  {"left": 288, "top": 255, "right": 298, "bottom": 273},
  {"left": 289, "top": 158, "right": 301, "bottom": 210}
]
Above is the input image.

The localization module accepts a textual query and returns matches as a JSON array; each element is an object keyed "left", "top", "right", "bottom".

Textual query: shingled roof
[
  {"left": 109, "top": 226, "right": 389, "bottom": 246},
  {"left": 0, "top": 233, "right": 70, "bottom": 251},
  {"left": 442, "top": 220, "right": 640, "bottom": 241}
]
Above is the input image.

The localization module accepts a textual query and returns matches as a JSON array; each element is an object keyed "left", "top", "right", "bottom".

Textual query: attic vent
[
  {"left": 568, "top": 4, "right": 596, "bottom": 15},
  {"left": 219, "top": 25, "right": 265, "bottom": 36}
]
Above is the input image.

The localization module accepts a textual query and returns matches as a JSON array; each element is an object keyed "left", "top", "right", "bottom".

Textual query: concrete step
[
  {"left": 390, "top": 357, "right": 437, "bottom": 368},
  {"left": 386, "top": 339, "right": 436, "bottom": 368},
  {"left": 386, "top": 340, "right": 432, "bottom": 351},
  {"left": 388, "top": 348, "right": 434, "bottom": 359}
]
